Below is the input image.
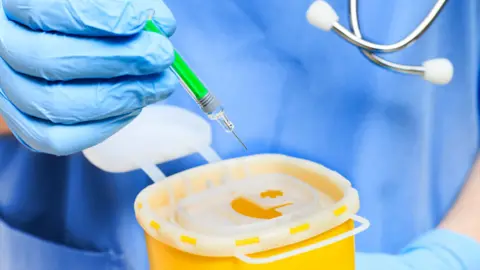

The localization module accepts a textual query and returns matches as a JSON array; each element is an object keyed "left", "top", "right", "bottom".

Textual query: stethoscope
[{"left": 306, "top": 0, "right": 453, "bottom": 85}]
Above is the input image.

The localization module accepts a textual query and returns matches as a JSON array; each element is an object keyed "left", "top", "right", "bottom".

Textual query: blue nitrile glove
[
  {"left": 356, "top": 229, "right": 480, "bottom": 270},
  {"left": 0, "top": 0, "right": 178, "bottom": 155}
]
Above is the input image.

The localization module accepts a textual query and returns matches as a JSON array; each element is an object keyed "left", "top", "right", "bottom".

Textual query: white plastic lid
[
  {"left": 135, "top": 154, "right": 364, "bottom": 258},
  {"left": 175, "top": 173, "right": 333, "bottom": 236}
]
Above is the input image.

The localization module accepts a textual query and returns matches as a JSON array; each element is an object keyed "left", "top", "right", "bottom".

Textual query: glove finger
[
  {"left": 0, "top": 88, "right": 140, "bottom": 156},
  {"left": 0, "top": 10, "right": 174, "bottom": 81},
  {"left": 0, "top": 57, "right": 177, "bottom": 124},
  {"left": 1, "top": 0, "right": 176, "bottom": 37}
]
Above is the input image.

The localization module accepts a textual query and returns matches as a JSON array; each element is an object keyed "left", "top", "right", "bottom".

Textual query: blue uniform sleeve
[{"left": 356, "top": 229, "right": 480, "bottom": 270}]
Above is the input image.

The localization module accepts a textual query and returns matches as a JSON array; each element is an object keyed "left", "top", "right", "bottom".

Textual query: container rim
[{"left": 134, "top": 154, "right": 362, "bottom": 257}]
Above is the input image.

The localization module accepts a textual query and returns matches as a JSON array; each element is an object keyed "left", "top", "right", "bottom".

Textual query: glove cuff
[{"left": 401, "top": 229, "right": 480, "bottom": 270}]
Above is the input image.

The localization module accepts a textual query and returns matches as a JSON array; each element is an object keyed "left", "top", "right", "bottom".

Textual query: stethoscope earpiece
[
  {"left": 307, "top": 0, "right": 453, "bottom": 85},
  {"left": 422, "top": 58, "right": 454, "bottom": 85},
  {"left": 306, "top": 0, "right": 338, "bottom": 32}
]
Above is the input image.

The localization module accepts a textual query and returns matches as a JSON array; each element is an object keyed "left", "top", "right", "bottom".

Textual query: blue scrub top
[{"left": 0, "top": 0, "right": 478, "bottom": 269}]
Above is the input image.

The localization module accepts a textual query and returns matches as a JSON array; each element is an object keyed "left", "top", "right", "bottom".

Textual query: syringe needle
[
  {"left": 232, "top": 131, "right": 247, "bottom": 150},
  {"left": 144, "top": 16, "right": 247, "bottom": 150}
]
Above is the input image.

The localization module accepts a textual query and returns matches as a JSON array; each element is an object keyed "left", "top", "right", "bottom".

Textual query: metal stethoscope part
[{"left": 307, "top": 0, "right": 454, "bottom": 85}]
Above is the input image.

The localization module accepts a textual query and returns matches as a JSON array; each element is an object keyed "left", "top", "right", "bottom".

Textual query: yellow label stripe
[
  {"left": 334, "top": 205, "right": 348, "bottom": 216},
  {"left": 236, "top": 237, "right": 260, "bottom": 246},
  {"left": 290, "top": 223, "right": 310, "bottom": 234},
  {"left": 150, "top": 220, "right": 160, "bottom": 230},
  {"left": 181, "top": 236, "right": 197, "bottom": 245}
]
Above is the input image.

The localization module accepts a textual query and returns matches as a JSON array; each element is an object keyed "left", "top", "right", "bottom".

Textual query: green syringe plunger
[{"left": 143, "top": 18, "right": 247, "bottom": 150}]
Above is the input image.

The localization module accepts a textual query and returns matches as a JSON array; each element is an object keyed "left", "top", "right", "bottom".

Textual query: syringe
[{"left": 144, "top": 17, "right": 247, "bottom": 150}]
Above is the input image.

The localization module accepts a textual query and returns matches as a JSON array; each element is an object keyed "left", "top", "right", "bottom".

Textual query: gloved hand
[
  {"left": 356, "top": 230, "right": 480, "bottom": 270},
  {"left": 0, "top": 0, "right": 178, "bottom": 155}
]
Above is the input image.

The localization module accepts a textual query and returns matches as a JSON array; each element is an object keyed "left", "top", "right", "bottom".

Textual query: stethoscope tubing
[
  {"left": 346, "top": 0, "right": 448, "bottom": 75},
  {"left": 307, "top": 0, "right": 453, "bottom": 84}
]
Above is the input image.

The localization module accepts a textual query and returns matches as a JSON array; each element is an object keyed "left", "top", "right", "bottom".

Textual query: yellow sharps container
[
  {"left": 134, "top": 154, "right": 369, "bottom": 270},
  {"left": 82, "top": 105, "right": 369, "bottom": 270}
]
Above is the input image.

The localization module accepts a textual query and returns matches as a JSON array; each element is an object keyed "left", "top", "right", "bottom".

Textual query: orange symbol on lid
[{"left": 231, "top": 190, "right": 292, "bottom": 220}]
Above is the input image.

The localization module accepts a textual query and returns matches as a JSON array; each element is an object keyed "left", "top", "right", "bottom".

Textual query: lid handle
[
  {"left": 83, "top": 105, "right": 213, "bottom": 173},
  {"left": 234, "top": 215, "right": 370, "bottom": 265},
  {"left": 140, "top": 164, "right": 166, "bottom": 183}
]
